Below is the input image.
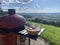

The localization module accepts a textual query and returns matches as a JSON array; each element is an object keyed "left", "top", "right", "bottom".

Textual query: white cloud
[
  {"left": 2, "top": 6, "right": 60, "bottom": 13},
  {"left": 16, "top": 7, "right": 60, "bottom": 13},
  {"left": 42, "top": 8, "right": 60, "bottom": 13},
  {"left": 33, "top": 4, "right": 40, "bottom": 9},
  {"left": 2, "top": 6, "right": 8, "bottom": 9},
  {"left": 21, "top": 0, "right": 33, "bottom": 4}
]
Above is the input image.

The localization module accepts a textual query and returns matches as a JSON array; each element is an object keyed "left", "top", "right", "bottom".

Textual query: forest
[{"left": 19, "top": 13, "right": 60, "bottom": 27}]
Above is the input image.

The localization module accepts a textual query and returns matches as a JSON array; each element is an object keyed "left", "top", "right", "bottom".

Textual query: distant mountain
[{"left": 17, "top": 13, "right": 60, "bottom": 18}]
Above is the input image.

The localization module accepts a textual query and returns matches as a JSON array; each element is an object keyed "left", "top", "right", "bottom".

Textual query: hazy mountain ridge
[
  {"left": 18, "top": 13, "right": 60, "bottom": 16},
  {"left": 18, "top": 13, "right": 60, "bottom": 18}
]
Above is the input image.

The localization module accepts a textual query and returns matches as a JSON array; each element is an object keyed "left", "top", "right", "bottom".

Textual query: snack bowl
[
  {"left": 25, "top": 23, "right": 41, "bottom": 35},
  {"left": 26, "top": 27, "right": 41, "bottom": 35}
]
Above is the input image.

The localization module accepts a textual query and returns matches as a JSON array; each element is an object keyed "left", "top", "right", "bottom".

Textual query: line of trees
[{"left": 28, "top": 16, "right": 60, "bottom": 27}]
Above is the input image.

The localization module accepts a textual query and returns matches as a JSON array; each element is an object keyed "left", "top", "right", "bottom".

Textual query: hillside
[
  {"left": 18, "top": 13, "right": 60, "bottom": 27},
  {"left": 29, "top": 21, "right": 60, "bottom": 45}
]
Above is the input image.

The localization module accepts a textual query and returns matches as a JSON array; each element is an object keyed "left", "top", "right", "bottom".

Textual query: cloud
[
  {"left": 40, "top": 8, "right": 60, "bottom": 13},
  {"left": 2, "top": 6, "right": 60, "bottom": 13},
  {"left": 16, "top": 7, "right": 60, "bottom": 13},
  {"left": 20, "top": 0, "right": 33, "bottom": 4},
  {"left": 2, "top": 6, "right": 8, "bottom": 9},
  {"left": 33, "top": 4, "right": 40, "bottom": 9}
]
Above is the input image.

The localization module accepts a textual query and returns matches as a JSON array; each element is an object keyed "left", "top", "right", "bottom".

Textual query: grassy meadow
[{"left": 29, "top": 21, "right": 60, "bottom": 45}]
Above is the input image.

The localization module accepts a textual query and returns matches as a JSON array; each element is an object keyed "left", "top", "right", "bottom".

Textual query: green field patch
[{"left": 29, "top": 21, "right": 60, "bottom": 45}]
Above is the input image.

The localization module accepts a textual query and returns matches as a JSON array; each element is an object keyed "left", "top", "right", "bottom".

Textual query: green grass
[{"left": 29, "top": 21, "right": 60, "bottom": 45}]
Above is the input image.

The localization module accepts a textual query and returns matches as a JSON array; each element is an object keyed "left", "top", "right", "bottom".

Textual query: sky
[{"left": 0, "top": 0, "right": 60, "bottom": 13}]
